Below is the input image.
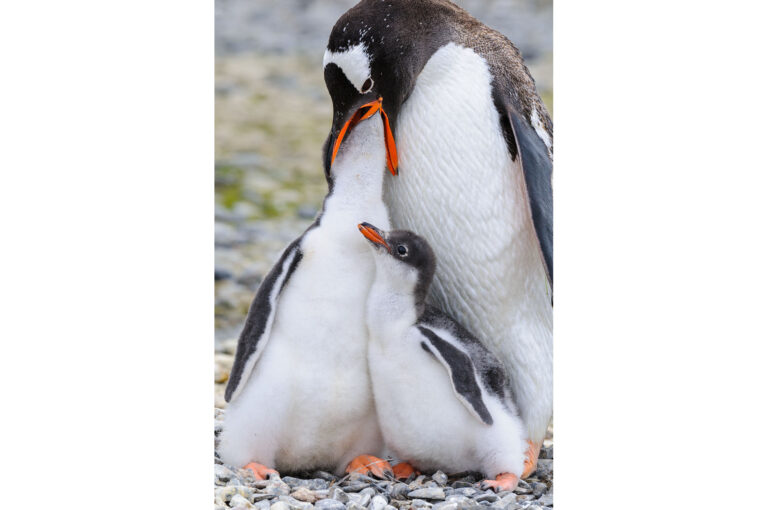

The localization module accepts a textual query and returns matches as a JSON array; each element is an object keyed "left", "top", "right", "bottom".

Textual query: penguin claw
[
  {"left": 243, "top": 462, "right": 279, "bottom": 480},
  {"left": 345, "top": 455, "right": 394, "bottom": 479},
  {"left": 481, "top": 472, "right": 519, "bottom": 492},
  {"left": 522, "top": 440, "right": 542, "bottom": 478},
  {"left": 392, "top": 462, "right": 418, "bottom": 480}
]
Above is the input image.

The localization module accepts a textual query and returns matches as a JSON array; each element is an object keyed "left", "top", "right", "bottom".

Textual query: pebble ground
[{"left": 215, "top": 408, "right": 554, "bottom": 510}]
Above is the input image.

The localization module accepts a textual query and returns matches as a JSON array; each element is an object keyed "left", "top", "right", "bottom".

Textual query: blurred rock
[{"left": 408, "top": 488, "right": 445, "bottom": 501}]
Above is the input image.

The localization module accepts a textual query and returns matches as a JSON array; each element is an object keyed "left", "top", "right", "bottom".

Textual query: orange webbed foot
[
  {"left": 522, "top": 439, "right": 542, "bottom": 478},
  {"left": 481, "top": 472, "right": 519, "bottom": 492},
  {"left": 345, "top": 454, "right": 393, "bottom": 479},
  {"left": 243, "top": 462, "right": 278, "bottom": 480},
  {"left": 392, "top": 462, "right": 418, "bottom": 480}
]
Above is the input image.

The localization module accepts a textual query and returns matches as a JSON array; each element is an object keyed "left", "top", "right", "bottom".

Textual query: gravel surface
[{"left": 215, "top": 409, "right": 554, "bottom": 510}]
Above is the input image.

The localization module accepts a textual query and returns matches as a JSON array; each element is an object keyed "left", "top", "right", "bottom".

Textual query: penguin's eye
[
  {"left": 361, "top": 77, "right": 373, "bottom": 93},
  {"left": 397, "top": 245, "right": 407, "bottom": 256}
]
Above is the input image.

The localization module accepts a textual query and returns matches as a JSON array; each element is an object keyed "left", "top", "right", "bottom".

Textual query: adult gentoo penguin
[
  {"left": 218, "top": 102, "right": 394, "bottom": 478},
  {"left": 323, "top": 0, "right": 553, "bottom": 475},
  {"left": 358, "top": 223, "right": 528, "bottom": 491}
]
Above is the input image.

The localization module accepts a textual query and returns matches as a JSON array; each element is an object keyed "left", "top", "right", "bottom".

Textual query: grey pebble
[
  {"left": 408, "top": 488, "right": 446, "bottom": 501},
  {"left": 370, "top": 495, "right": 388, "bottom": 510},
  {"left": 536, "top": 493, "right": 553, "bottom": 507},
  {"left": 389, "top": 483, "right": 410, "bottom": 499},
  {"left": 253, "top": 502, "right": 271, "bottom": 510},
  {"left": 384, "top": 506, "right": 397, "bottom": 510},
  {"left": 315, "top": 498, "right": 347, "bottom": 510},
  {"left": 231, "top": 493, "right": 255, "bottom": 508},
  {"left": 270, "top": 502, "right": 291, "bottom": 510},
  {"left": 539, "top": 446, "right": 553, "bottom": 460},
  {"left": 265, "top": 482, "right": 292, "bottom": 497},
  {"left": 533, "top": 460, "right": 552, "bottom": 479},
  {"left": 454, "top": 501, "right": 479, "bottom": 510},
  {"left": 311, "top": 471, "right": 337, "bottom": 482},
  {"left": 491, "top": 494, "right": 517, "bottom": 509},
  {"left": 290, "top": 487, "right": 317, "bottom": 503},
  {"left": 332, "top": 487, "right": 350, "bottom": 503},
  {"left": 216, "top": 486, "right": 255, "bottom": 504},
  {"left": 343, "top": 483, "right": 369, "bottom": 493},
  {"left": 432, "top": 503, "right": 458, "bottom": 510},
  {"left": 472, "top": 491, "right": 498, "bottom": 503},
  {"left": 227, "top": 476, "right": 247, "bottom": 487},
  {"left": 346, "top": 503, "right": 365, "bottom": 510},
  {"left": 278, "top": 495, "right": 312, "bottom": 510},
  {"left": 215, "top": 464, "right": 234, "bottom": 484},
  {"left": 410, "top": 499, "right": 433, "bottom": 509},
  {"left": 514, "top": 480, "right": 531, "bottom": 494},
  {"left": 356, "top": 492, "right": 371, "bottom": 507},
  {"left": 253, "top": 494, "right": 275, "bottom": 502},
  {"left": 453, "top": 488, "right": 477, "bottom": 498},
  {"left": 280, "top": 476, "right": 304, "bottom": 487},
  {"left": 529, "top": 483, "right": 547, "bottom": 498},
  {"left": 431, "top": 471, "right": 448, "bottom": 486}
]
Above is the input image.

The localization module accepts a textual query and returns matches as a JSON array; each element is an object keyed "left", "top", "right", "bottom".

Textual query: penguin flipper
[
  {"left": 491, "top": 88, "right": 553, "bottom": 289},
  {"left": 417, "top": 326, "right": 494, "bottom": 426},
  {"left": 224, "top": 240, "right": 303, "bottom": 403}
]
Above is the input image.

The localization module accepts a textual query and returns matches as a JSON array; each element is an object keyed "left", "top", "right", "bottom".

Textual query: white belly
[
  {"left": 383, "top": 43, "right": 553, "bottom": 441},
  {"left": 369, "top": 328, "right": 484, "bottom": 473},
  {"left": 369, "top": 326, "right": 527, "bottom": 477},
  {"left": 219, "top": 210, "right": 389, "bottom": 473}
]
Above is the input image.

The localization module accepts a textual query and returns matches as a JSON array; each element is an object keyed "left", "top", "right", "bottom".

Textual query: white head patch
[{"left": 323, "top": 43, "right": 372, "bottom": 93}]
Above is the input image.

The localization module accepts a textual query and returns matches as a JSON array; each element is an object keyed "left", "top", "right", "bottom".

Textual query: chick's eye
[
  {"left": 397, "top": 245, "right": 407, "bottom": 256},
  {"left": 361, "top": 77, "right": 373, "bottom": 93}
]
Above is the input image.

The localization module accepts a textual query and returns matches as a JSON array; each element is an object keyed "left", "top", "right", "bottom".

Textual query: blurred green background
[{"left": 214, "top": 2, "right": 552, "bottom": 401}]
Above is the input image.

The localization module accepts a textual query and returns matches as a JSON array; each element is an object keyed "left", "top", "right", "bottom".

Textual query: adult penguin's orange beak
[{"left": 330, "top": 97, "right": 398, "bottom": 176}]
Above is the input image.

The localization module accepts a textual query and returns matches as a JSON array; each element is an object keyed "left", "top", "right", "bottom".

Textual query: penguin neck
[
  {"left": 322, "top": 116, "right": 388, "bottom": 223},
  {"left": 366, "top": 257, "right": 422, "bottom": 342},
  {"left": 323, "top": 163, "right": 386, "bottom": 219}
]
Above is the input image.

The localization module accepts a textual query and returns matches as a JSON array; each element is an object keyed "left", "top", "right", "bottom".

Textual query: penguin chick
[
  {"left": 358, "top": 222, "right": 528, "bottom": 491},
  {"left": 217, "top": 102, "right": 395, "bottom": 479}
]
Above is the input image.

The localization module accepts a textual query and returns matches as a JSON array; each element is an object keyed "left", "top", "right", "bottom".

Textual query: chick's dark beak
[
  {"left": 330, "top": 97, "right": 398, "bottom": 176},
  {"left": 358, "top": 222, "right": 389, "bottom": 250}
]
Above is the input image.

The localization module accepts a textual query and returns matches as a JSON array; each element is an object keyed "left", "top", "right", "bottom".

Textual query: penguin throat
[
  {"left": 325, "top": 115, "right": 388, "bottom": 216},
  {"left": 367, "top": 258, "right": 421, "bottom": 332}
]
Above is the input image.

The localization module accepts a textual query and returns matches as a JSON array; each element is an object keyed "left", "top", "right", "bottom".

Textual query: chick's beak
[
  {"left": 358, "top": 222, "right": 389, "bottom": 250},
  {"left": 331, "top": 97, "right": 398, "bottom": 176}
]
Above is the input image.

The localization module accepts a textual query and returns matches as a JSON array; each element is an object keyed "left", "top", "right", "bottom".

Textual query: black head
[
  {"left": 358, "top": 222, "right": 437, "bottom": 308},
  {"left": 322, "top": 0, "right": 458, "bottom": 177}
]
